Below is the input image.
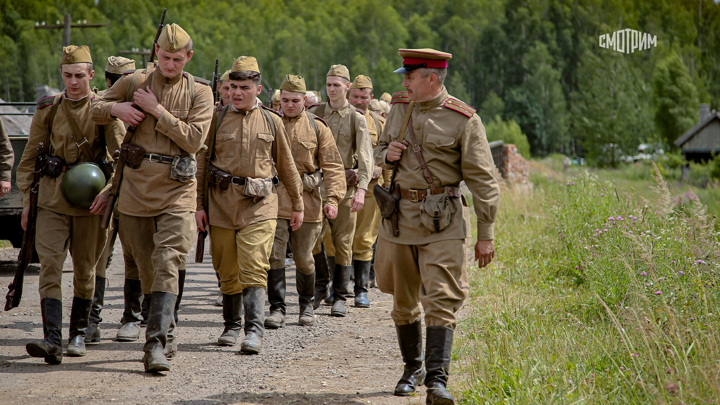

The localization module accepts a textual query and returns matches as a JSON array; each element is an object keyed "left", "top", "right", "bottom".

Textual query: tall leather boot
[
  {"left": 143, "top": 291, "right": 177, "bottom": 373},
  {"left": 369, "top": 240, "right": 377, "bottom": 288},
  {"left": 330, "top": 264, "right": 352, "bottom": 317},
  {"left": 116, "top": 279, "right": 143, "bottom": 341},
  {"left": 296, "top": 270, "right": 315, "bottom": 326},
  {"left": 313, "top": 249, "right": 330, "bottom": 309},
  {"left": 264, "top": 268, "right": 286, "bottom": 329},
  {"left": 353, "top": 260, "right": 371, "bottom": 308},
  {"left": 174, "top": 269, "right": 186, "bottom": 324},
  {"left": 26, "top": 297, "right": 63, "bottom": 365},
  {"left": 425, "top": 326, "right": 455, "bottom": 405},
  {"left": 323, "top": 256, "right": 336, "bottom": 306},
  {"left": 240, "top": 287, "right": 265, "bottom": 354},
  {"left": 218, "top": 293, "right": 242, "bottom": 346},
  {"left": 86, "top": 276, "right": 106, "bottom": 343},
  {"left": 140, "top": 294, "right": 151, "bottom": 325},
  {"left": 67, "top": 296, "right": 92, "bottom": 356},
  {"left": 394, "top": 321, "right": 425, "bottom": 396}
]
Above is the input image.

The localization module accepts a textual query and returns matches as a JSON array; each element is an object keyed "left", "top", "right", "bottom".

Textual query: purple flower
[
  {"left": 629, "top": 231, "right": 633, "bottom": 234},
  {"left": 600, "top": 193, "right": 605, "bottom": 197},
  {"left": 639, "top": 272, "right": 647, "bottom": 276},
  {"left": 697, "top": 260, "right": 704, "bottom": 264},
  {"left": 603, "top": 228, "right": 608, "bottom": 232},
  {"left": 678, "top": 271, "right": 685, "bottom": 276},
  {"left": 575, "top": 266, "right": 579, "bottom": 269},
  {"left": 655, "top": 291, "right": 662, "bottom": 295},
  {"left": 608, "top": 216, "right": 615, "bottom": 221}
]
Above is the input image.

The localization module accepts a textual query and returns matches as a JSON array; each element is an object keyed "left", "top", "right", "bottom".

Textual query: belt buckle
[
  {"left": 409, "top": 189, "right": 420, "bottom": 203},
  {"left": 75, "top": 137, "right": 89, "bottom": 148},
  {"left": 147, "top": 153, "right": 160, "bottom": 163}
]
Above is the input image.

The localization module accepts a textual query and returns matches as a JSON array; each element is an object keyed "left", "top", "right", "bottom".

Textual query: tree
[{"left": 653, "top": 51, "right": 699, "bottom": 148}]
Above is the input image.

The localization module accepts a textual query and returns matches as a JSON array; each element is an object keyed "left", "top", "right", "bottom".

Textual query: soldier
[
  {"left": 91, "top": 24, "right": 214, "bottom": 373},
  {"left": 265, "top": 75, "right": 346, "bottom": 328},
  {"left": 379, "top": 92, "right": 392, "bottom": 104},
  {"left": 18, "top": 45, "right": 122, "bottom": 364},
  {"left": 348, "top": 74, "right": 385, "bottom": 308},
  {"left": 271, "top": 89, "right": 282, "bottom": 113},
  {"left": 217, "top": 70, "right": 231, "bottom": 110},
  {"left": 0, "top": 119, "right": 12, "bottom": 198},
  {"left": 304, "top": 90, "right": 319, "bottom": 109},
  {"left": 308, "top": 64, "right": 372, "bottom": 317},
  {"left": 195, "top": 57, "right": 304, "bottom": 353},
  {"left": 375, "top": 48, "right": 500, "bottom": 403}
]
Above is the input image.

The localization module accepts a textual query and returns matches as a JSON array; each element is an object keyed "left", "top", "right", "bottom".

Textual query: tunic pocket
[{"left": 170, "top": 109, "right": 189, "bottom": 121}]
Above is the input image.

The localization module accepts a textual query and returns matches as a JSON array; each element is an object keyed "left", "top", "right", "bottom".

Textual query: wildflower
[
  {"left": 603, "top": 228, "right": 608, "bottom": 232},
  {"left": 639, "top": 272, "right": 647, "bottom": 276},
  {"left": 620, "top": 366, "right": 625, "bottom": 371},
  {"left": 600, "top": 193, "right": 604, "bottom": 197},
  {"left": 697, "top": 260, "right": 704, "bottom": 264},
  {"left": 655, "top": 291, "right": 661, "bottom": 295},
  {"left": 574, "top": 266, "right": 579, "bottom": 269},
  {"left": 678, "top": 271, "right": 685, "bottom": 276},
  {"left": 618, "top": 216, "right": 624, "bottom": 221},
  {"left": 608, "top": 216, "right": 615, "bottom": 221},
  {"left": 629, "top": 231, "right": 633, "bottom": 234}
]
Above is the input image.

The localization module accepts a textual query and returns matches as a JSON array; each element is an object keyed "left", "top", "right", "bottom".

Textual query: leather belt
[
  {"left": 399, "top": 185, "right": 461, "bottom": 203},
  {"left": 230, "top": 176, "right": 280, "bottom": 186},
  {"left": 144, "top": 153, "right": 174, "bottom": 164}
]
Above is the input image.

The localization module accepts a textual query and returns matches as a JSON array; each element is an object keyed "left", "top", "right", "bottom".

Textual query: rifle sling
[
  {"left": 61, "top": 99, "right": 96, "bottom": 164},
  {"left": 387, "top": 101, "right": 415, "bottom": 189},
  {"left": 405, "top": 114, "right": 438, "bottom": 189}
]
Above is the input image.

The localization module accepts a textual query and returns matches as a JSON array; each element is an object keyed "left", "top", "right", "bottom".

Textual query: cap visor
[{"left": 394, "top": 66, "right": 411, "bottom": 74}]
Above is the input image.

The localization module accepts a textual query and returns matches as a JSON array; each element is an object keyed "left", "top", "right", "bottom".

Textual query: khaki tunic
[
  {"left": 276, "top": 111, "right": 346, "bottom": 223},
  {"left": 196, "top": 105, "right": 303, "bottom": 229},
  {"left": 91, "top": 65, "right": 214, "bottom": 216},
  {"left": 374, "top": 88, "right": 500, "bottom": 243},
  {"left": 0, "top": 120, "right": 13, "bottom": 182}
]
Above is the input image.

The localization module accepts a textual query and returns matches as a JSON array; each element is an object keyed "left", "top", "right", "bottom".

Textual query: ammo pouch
[
  {"left": 374, "top": 183, "right": 400, "bottom": 219},
  {"left": 42, "top": 155, "right": 66, "bottom": 179},
  {"left": 302, "top": 170, "right": 323, "bottom": 192},
  {"left": 419, "top": 193, "right": 457, "bottom": 233},
  {"left": 345, "top": 169, "right": 359, "bottom": 186},
  {"left": 120, "top": 143, "right": 146, "bottom": 169},
  {"left": 243, "top": 177, "right": 274, "bottom": 198},
  {"left": 207, "top": 164, "right": 232, "bottom": 190},
  {"left": 170, "top": 155, "right": 197, "bottom": 183}
]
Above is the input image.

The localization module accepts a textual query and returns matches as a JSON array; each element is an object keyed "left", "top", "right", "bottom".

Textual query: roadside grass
[{"left": 455, "top": 161, "right": 720, "bottom": 403}]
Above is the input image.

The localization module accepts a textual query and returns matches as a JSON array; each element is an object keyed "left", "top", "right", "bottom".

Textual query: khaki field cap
[
  {"left": 220, "top": 69, "right": 230, "bottom": 82},
  {"left": 232, "top": 56, "right": 260, "bottom": 73},
  {"left": 272, "top": 89, "right": 281, "bottom": 103},
  {"left": 394, "top": 48, "right": 452, "bottom": 74},
  {"left": 326, "top": 64, "right": 350, "bottom": 81},
  {"left": 62, "top": 45, "right": 92, "bottom": 64},
  {"left": 351, "top": 75, "right": 373, "bottom": 89},
  {"left": 280, "top": 75, "right": 306, "bottom": 93},
  {"left": 157, "top": 23, "right": 191, "bottom": 53},
  {"left": 105, "top": 56, "right": 136, "bottom": 74},
  {"left": 380, "top": 92, "right": 392, "bottom": 103}
]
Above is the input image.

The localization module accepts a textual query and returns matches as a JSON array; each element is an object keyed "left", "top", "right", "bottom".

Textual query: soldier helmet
[{"left": 61, "top": 163, "right": 106, "bottom": 208}]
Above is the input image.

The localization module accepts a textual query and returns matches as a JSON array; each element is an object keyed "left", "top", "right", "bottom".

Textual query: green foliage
[
  {"left": 484, "top": 116, "right": 531, "bottom": 158},
  {"left": 479, "top": 90, "right": 504, "bottom": 121},
  {"left": 653, "top": 51, "right": 699, "bottom": 148}
]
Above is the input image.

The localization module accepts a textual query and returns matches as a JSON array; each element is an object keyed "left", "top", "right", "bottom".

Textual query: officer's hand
[
  {"left": 89, "top": 193, "right": 109, "bottom": 215},
  {"left": 475, "top": 240, "right": 495, "bottom": 268},
  {"left": 134, "top": 86, "right": 164, "bottom": 119},
  {"left": 372, "top": 165, "right": 382, "bottom": 180},
  {"left": 196, "top": 210, "right": 208, "bottom": 233},
  {"left": 351, "top": 188, "right": 366, "bottom": 212},
  {"left": 386, "top": 140, "right": 408, "bottom": 162},
  {"left": 0, "top": 181, "right": 10, "bottom": 197},
  {"left": 290, "top": 211, "right": 304, "bottom": 231},
  {"left": 323, "top": 204, "right": 338, "bottom": 220},
  {"left": 21, "top": 206, "right": 28, "bottom": 231},
  {"left": 111, "top": 102, "right": 146, "bottom": 127}
]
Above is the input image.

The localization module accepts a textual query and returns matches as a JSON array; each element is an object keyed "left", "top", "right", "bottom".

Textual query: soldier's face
[
  {"left": 219, "top": 81, "right": 231, "bottom": 106},
  {"left": 156, "top": 46, "right": 193, "bottom": 79},
  {"left": 61, "top": 63, "right": 94, "bottom": 99},
  {"left": 229, "top": 79, "right": 261, "bottom": 111},
  {"left": 402, "top": 70, "right": 434, "bottom": 102},
  {"left": 280, "top": 90, "right": 307, "bottom": 118},
  {"left": 349, "top": 88, "right": 373, "bottom": 110},
  {"left": 305, "top": 95, "right": 318, "bottom": 109},
  {"left": 326, "top": 76, "right": 349, "bottom": 103},
  {"left": 272, "top": 101, "right": 282, "bottom": 113}
]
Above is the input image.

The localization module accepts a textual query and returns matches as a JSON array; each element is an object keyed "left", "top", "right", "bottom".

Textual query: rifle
[
  {"left": 211, "top": 59, "right": 219, "bottom": 104},
  {"left": 6, "top": 143, "right": 46, "bottom": 310},
  {"left": 102, "top": 8, "right": 167, "bottom": 229}
]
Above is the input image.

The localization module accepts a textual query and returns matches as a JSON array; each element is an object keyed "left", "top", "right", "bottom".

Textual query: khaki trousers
[
  {"left": 95, "top": 217, "right": 118, "bottom": 279},
  {"left": 375, "top": 237, "right": 469, "bottom": 328},
  {"left": 36, "top": 208, "right": 107, "bottom": 300},
  {"left": 118, "top": 212, "right": 195, "bottom": 295},
  {"left": 352, "top": 180, "right": 381, "bottom": 261},
  {"left": 270, "top": 220, "right": 323, "bottom": 275},
  {"left": 317, "top": 197, "right": 357, "bottom": 265},
  {"left": 210, "top": 220, "right": 276, "bottom": 295}
]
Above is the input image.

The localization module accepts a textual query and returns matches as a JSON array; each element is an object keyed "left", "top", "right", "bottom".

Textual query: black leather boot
[
  {"left": 218, "top": 293, "right": 242, "bottom": 346},
  {"left": 174, "top": 269, "right": 186, "bottom": 324},
  {"left": 330, "top": 264, "right": 352, "bottom": 317},
  {"left": 353, "top": 260, "right": 371, "bottom": 308},
  {"left": 86, "top": 276, "right": 106, "bottom": 343},
  {"left": 264, "top": 268, "right": 286, "bottom": 329},
  {"left": 26, "top": 298, "right": 63, "bottom": 365},
  {"left": 67, "top": 296, "right": 92, "bottom": 356},
  {"left": 313, "top": 249, "right": 330, "bottom": 309},
  {"left": 143, "top": 292, "right": 177, "bottom": 373},
  {"left": 323, "top": 256, "right": 336, "bottom": 306},
  {"left": 425, "top": 326, "right": 455, "bottom": 405},
  {"left": 240, "top": 287, "right": 265, "bottom": 354},
  {"left": 394, "top": 321, "right": 425, "bottom": 396},
  {"left": 140, "top": 293, "right": 151, "bottom": 326},
  {"left": 116, "top": 278, "right": 143, "bottom": 341},
  {"left": 296, "top": 270, "right": 315, "bottom": 326}
]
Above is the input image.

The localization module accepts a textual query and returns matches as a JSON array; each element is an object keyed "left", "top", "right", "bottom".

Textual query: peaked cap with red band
[{"left": 394, "top": 48, "right": 452, "bottom": 74}]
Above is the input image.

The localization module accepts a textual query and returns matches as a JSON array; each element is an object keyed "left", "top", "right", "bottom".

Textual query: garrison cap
[
  {"left": 394, "top": 48, "right": 452, "bottom": 74},
  {"left": 272, "top": 89, "right": 281, "bottom": 103},
  {"left": 380, "top": 92, "right": 392, "bottom": 103},
  {"left": 219, "top": 69, "right": 230, "bottom": 82},
  {"left": 368, "top": 99, "right": 383, "bottom": 112},
  {"left": 232, "top": 56, "right": 260, "bottom": 73},
  {"left": 105, "top": 56, "right": 136, "bottom": 74},
  {"left": 62, "top": 45, "right": 92, "bottom": 65},
  {"left": 326, "top": 64, "right": 350, "bottom": 81},
  {"left": 351, "top": 75, "right": 373, "bottom": 90},
  {"left": 157, "top": 23, "right": 191, "bottom": 53},
  {"left": 280, "top": 74, "right": 306, "bottom": 93}
]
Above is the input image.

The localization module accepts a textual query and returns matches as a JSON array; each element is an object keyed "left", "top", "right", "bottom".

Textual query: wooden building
[{"left": 674, "top": 104, "right": 720, "bottom": 162}]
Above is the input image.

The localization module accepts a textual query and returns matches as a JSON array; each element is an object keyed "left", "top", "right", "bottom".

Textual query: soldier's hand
[
  {"left": 323, "top": 204, "right": 338, "bottom": 220},
  {"left": 134, "top": 86, "right": 164, "bottom": 119},
  {"left": 351, "top": 188, "right": 366, "bottom": 212},
  {"left": 386, "top": 140, "right": 408, "bottom": 162},
  {"left": 89, "top": 193, "right": 109, "bottom": 215},
  {"left": 290, "top": 211, "right": 304, "bottom": 231},
  {"left": 475, "top": 240, "right": 495, "bottom": 268},
  {"left": 21, "top": 207, "right": 28, "bottom": 231},
  {"left": 196, "top": 210, "right": 208, "bottom": 233},
  {"left": 111, "top": 101, "right": 146, "bottom": 127},
  {"left": 372, "top": 165, "right": 382, "bottom": 180},
  {"left": 0, "top": 181, "right": 10, "bottom": 197}
]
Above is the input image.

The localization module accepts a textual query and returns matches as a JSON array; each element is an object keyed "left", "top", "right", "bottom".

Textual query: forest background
[{"left": 0, "top": 0, "right": 718, "bottom": 164}]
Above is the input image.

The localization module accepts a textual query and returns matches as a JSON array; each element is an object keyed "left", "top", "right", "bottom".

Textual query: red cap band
[{"left": 402, "top": 57, "right": 448, "bottom": 68}]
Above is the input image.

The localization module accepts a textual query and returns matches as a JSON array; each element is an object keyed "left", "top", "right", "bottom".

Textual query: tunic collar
[
  {"left": 62, "top": 90, "right": 92, "bottom": 107},
  {"left": 418, "top": 86, "right": 448, "bottom": 111},
  {"left": 155, "top": 68, "right": 184, "bottom": 85}
]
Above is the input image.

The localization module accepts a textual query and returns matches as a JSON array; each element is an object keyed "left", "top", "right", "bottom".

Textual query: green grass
[{"left": 454, "top": 161, "right": 720, "bottom": 404}]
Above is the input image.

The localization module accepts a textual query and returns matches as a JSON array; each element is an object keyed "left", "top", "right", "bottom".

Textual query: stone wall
[{"left": 501, "top": 144, "right": 529, "bottom": 184}]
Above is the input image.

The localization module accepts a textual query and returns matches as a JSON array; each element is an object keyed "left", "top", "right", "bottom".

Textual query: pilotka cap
[
  {"left": 280, "top": 75, "right": 307, "bottom": 93},
  {"left": 105, "top": 56, "right": 135, "bottom": 74},
  {"left": 62, "top": 45, "right": 92, "bottom": 65},
  {"left": 351, "top": 75, "right": 373, "bottom": 90},
  {"left": 232, "top": 56, "right": 260, "bottom": 74},
  {"left": 157, "top": 24, "right": 191, "bottom": 53},
  {"left": 326, "top": 64, "right": 350, "bottom": 81}
]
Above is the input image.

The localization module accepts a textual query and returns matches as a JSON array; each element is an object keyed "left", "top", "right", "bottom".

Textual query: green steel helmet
[{"left": 61, "top": 163, "right": 106, "bottom": 208}]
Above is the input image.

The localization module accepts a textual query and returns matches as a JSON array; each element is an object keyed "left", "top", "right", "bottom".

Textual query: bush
[{"left": 484, "top": 116, "right": 531, "bottom": 158}]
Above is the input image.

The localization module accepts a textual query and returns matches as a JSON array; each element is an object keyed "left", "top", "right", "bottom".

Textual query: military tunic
[{"left": 0, "top": 119, "right": 13, "bottom": 184}]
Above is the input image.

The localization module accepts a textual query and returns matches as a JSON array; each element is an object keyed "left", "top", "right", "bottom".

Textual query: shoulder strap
[
  {"left": 208, "top": 106, "right": 229, "bottom": 161},
  {"left": 260, "top": 107, "right": 277, "bottom": 138},
  {"left": 405, "top": 113, "right": 437, "bottom": 188},
  {"left": 316, "top": 103, "right": 326, "bottom": 119},
  {"left": 305, "top": 111, "right": 320, "bottom": 141},
  {"left": 387, "top": 102, "right": 415, "bottom": 190},
  {"left": 61, "top": 100, "right": 95, "bottom": 163}
]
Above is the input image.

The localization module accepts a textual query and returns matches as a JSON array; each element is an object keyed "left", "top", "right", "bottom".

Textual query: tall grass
[{"left": 455, "top": 163, "right": 720, "bottom": 403}]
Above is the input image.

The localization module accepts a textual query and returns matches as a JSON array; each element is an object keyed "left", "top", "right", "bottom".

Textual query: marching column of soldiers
[{"left": 9, "top": 22, "right": 500, "bottom": 405}]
